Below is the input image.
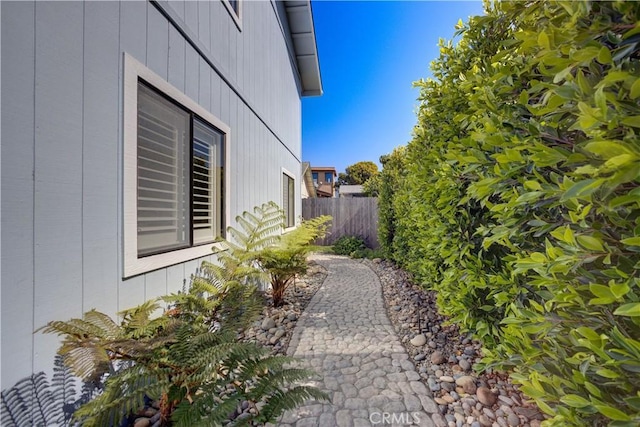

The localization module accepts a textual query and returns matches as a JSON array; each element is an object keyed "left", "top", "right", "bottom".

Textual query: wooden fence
[{"left": 302, "top": 197, "right": 379, "bottom": 248}]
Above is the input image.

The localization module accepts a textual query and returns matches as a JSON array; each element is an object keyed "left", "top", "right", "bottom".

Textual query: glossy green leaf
[
  {"left": 560, "top": 394, "right": 591, "bottom": 407},
  {"left": 577, "top": 235, "right": 604, "bottom": 252},
  {"left": 613, "top": 303, "right": 640, "bottom": 317}
]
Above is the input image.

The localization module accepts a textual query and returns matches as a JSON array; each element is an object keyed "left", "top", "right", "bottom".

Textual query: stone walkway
[{"left": 278, "top": 255, "right": 438, "bottom": 427}]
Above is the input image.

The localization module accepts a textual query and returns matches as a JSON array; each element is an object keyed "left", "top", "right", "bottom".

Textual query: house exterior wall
[{"left": 1, "top": 0, "right": 304, "bottom": 395}]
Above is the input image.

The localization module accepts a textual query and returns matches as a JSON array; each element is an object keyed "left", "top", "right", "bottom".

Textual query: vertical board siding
[
  {"left": 33, "top": 0, "right": 84, "bottom": 376},
  {"left": 168, "top": 25, "right": 186, "bottom": 91},
  {"left": 147, "top": 5, "right": 169, "bottom": 80},
  {"left": 1, "top": 0, "right": 36, "bottom": 389},
  {"left": 302, "top": 198, "right": 380, "bottom": 249},
  {"left": 82, "top": 1, "right": 120, "bottom": 315},
  {"left": 117, "top": 0, "right": 148, "bottom": 311},
  {"left": 199, "top": 57, "right": 211, "bottom": 111},
  {"left": 1, "top": 0, "right": 304, "bottom": 399},
  {"left": 197, "top": 0, "right": 210, "bottom": 52}
]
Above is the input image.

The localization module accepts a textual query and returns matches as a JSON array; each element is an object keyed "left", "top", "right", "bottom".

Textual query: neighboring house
[
  {"left": 310, "top": 166, "right": 337, "bottom": 197},
  {"left": 301, "top": 161, "right": 317, "bottom": 198},
  {"left": 0, "top": 0, "right": 321, "bottom": 418},
  {"left": 338, "top": 185, "right": 365, "bottom": 197}
]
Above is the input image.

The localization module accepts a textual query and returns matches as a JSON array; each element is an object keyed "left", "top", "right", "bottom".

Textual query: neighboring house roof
[
  {"left": 311, "top": 166, "right": 337, "bottom": 174},
  {"left": 283, "top": 1, "right": 322, "bottom": 96},
  {"left": 302, "top": 162, "right": 317, "bottom": 198},
  {"left": 339, "top": 185, "right": 364, "bottom": 196},
  {"left": 316, "top": 183, "right": 334, "bottom": 197}
]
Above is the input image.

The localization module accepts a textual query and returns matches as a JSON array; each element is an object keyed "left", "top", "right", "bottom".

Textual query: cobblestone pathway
[{"left": 278, "top": 255, "right": 438, "bottom": 427}]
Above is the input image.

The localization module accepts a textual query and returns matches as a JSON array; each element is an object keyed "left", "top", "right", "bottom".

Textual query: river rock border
[
  {"left": 240, "top": 260, "right": 328, "bottom": 354},
  {"left": 364, "top": 258, "right": 545, "bottom": 427}
]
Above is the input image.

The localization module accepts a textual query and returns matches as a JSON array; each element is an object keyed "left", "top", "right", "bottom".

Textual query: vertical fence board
[{"left": 302, "top": 198, "right": 379, "bottom": 248}]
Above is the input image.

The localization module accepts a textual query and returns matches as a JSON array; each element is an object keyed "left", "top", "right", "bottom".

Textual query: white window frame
[
  {"left": 123, "top": 53, "right": 231, "bottom": 278},
  {"left": 222, "top": 0, "right": 242, "bottom": 31},
  {"left": 282, "top": 167, "right": 296, "bottom": 230}
]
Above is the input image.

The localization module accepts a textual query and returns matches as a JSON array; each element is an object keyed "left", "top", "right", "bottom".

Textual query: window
[
  {"left": 325, "top": 172, "right": 333, "bottom": 183},
  {"left": 312, "top": 172, "right": 318, "bottom": 185},
  {"left": 283, "top": 172, "right": 295, "bottom": 228},
  {"left": 124, "top": 53, "right": 229, "bottom": 277}
]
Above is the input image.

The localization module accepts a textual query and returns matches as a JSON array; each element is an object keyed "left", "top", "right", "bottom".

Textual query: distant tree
[
  {"left": 362, "top": 174, "right": 381, "bottom": 197},
  {"left": 337, "top": 161, "right": 379, "bottom": 186}
]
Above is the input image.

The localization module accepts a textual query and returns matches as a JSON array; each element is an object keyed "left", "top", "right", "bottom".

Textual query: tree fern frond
[
  {"left": 38, "top": 318, "right": 113, "bottom": 341},
  {"left": 258, "top": 386, "right": 330, "bottom": 422},
  {"left": 82, "top": 310, "right": 122, "bottom": 339},
  {"left": 171, "top": 392, "right": 238, "bottom": 427},
  {"left": 73, "top": 367, "right": 168, "bottom": 427},
  {"left": 248, "top": 367, "right": 318, "bottom": 400},
  {"left": 119, "top": 299, "right": 167, "bottom": 339},
  {"left": 59, "top": 345, "right": 111, "bottom": 380}
]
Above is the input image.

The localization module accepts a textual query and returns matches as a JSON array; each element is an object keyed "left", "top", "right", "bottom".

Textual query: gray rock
[
  {"left": 415, "top": 353, "right": 426, "bottom": 361},
  {"left": 411, "top": 334, "right": 428, "bottom": 347},
  {"left": 432, "top": 413, "right": 448, "bottom": 427},
  {"left": 455, "top": 375, "right": 477, "bottom": 394},
  {"left": 459, "top": 358, "right": 471, "bottom": 371},
  {"left": 261, "top": 317, "right": 276, "bottom": 330},
  {"left": 507, "top": 414, "right": 520, "bottom": 427}
]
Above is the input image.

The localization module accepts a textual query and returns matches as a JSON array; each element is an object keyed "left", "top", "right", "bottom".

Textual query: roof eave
[{"left": 283, "top": 1, "right": 323, "bottom": 97}]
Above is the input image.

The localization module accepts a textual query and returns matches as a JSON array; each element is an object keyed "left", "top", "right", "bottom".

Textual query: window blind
[
  {"left": 193, "top": 119, "right": 223, "bottom": 245},
  {"left": 137, "top": 83, "right": 190, "bottom": 256}
]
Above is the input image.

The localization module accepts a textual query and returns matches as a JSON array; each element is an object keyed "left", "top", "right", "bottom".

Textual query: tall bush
[{"left": 380, "top": 1, "right": 640, "bottom": 425}]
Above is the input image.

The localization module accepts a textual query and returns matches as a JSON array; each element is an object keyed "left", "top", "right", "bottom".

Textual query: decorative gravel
[{"left": 364, "top": 258, "right": 546, "bottom": 427}]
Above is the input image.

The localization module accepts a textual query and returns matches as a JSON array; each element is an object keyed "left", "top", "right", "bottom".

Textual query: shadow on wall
[{"left": 1, "top": 356, "right": 102, "bottom": 427}]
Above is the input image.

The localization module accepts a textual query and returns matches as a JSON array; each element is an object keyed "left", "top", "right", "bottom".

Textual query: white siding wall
[{"left": 1, "top": 0, "right": 303, "bottom": 395}]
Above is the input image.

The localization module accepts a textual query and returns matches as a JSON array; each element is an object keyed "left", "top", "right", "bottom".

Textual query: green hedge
[{"left": 379, "top": 1, "right": 640, "bottom": 425}]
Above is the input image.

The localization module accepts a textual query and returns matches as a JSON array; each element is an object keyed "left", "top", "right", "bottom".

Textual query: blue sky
[{"left": 302, "top": 0, "right": 485, "bottom": 173}]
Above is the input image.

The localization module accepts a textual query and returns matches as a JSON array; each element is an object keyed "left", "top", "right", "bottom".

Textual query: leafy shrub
[
  {"left": 380, "top": 1, "right": 640, "bottom": 425},
  {"left": 332, "top": 235, "right": 367, "bottom": 256},
  {"left": 350, "top": 248, "right": 384, "bottom": 260},
  {"left": 377, "top": 147, "right": 408, "bottom": 259}
]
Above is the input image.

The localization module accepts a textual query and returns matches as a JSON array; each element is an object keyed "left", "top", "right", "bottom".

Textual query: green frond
[
  {"left": 118, "top": 299, "right": 161, "bottom": 321},
  {"left": 248, "top": 367, "right": 319, "bottom": 401},
  {"left": 74, "top": 368, "right": 169, "bottom": 427},
  {"left": 191, "top": 342, "right": 264, "bottom": 368},
  {"left": 81, "top": 310, "right": 122, "bottom": 339},
  {"left": 281, "top": 215, "right": 332, "bottom": 249},
  {"left": 118, "top": 299, "right": 167, "bottom": 339},
  {"left": 58, "top": 345, "right": 111, "bottom": 380},
  {"left": 171, "top": 392, "right": 239, "bottom": 427},
  {"left": 38, "top": 317, "right": 117, "bottom": 341},
  {"left": 258, "top": 386, "right": 330, "bottom": 422},
  {"left": 235, "top": 355, "right": 296, "bottom": 383}
]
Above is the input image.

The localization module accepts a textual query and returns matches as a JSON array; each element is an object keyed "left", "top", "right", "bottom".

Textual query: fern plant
[
  {"left": 40, "top": 202, "right": 330, "bottom": 426},
  {"left": 41, "top": 297, "right": 328, "bottom": 426},
  {"left": 258, "top": 215, "right": 332, "bottom": 306}
]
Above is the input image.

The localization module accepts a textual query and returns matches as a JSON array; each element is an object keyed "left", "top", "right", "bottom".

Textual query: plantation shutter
[
  {"left": 193, "top": 119, "right": 223, "bottom": 245},
  {"left": 137, "top": 83, "right": 190, "bottom": 256}
]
